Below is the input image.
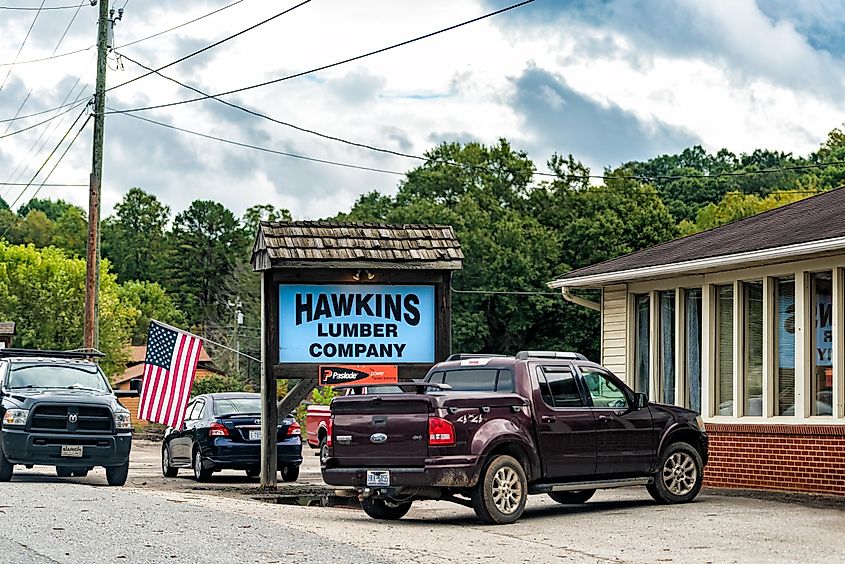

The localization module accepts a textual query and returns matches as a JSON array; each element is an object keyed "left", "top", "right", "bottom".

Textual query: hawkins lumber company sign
[{"left": 279, "top": 284, "right": 435, "bottom": 363}]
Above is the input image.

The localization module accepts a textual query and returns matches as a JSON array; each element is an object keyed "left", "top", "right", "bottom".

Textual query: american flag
[{"left": 138, "top": 321, "right": 204, "bottom": 428}]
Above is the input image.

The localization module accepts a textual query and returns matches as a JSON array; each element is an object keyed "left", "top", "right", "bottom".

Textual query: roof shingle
[
  {"left": 252, "top": 221, "right": 463, "bottom": 271},
  {"left": 554, "top": 188, "right": 845, "bottom": 283}
]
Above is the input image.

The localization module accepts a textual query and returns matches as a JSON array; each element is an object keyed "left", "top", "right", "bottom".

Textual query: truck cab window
[
  {"left": 581, "top": 369, "right": 628, "bottom": 409},
  {"left": 537, "top": 366, "right": 583, "bottom": 408}
]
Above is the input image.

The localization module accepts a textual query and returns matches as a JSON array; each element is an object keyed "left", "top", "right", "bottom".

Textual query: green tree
[
  {"left": 14, "top": 210, "right": 54, "bottom": 248},
  {"left": 190, "top": 374, "right": 250, "bottom": 397},
  {"left": 0, "top": 242, "right": 136, "bottom": 376},
  {"left": 679, "top": 191, "right": 816, "bottom": 235},
  {"left": 17, "top": 198, "right": 75, "bottom": 221},
  {"left": 102, "top": 188, "right": 170, "bottom": 283},
  {"left": 51, "top": 206, "right": 87, "bottom": 257},
  {"left": 0, "top": 195, "right": 8, "bottom": 211},
  {"left": 117, "top": 280, "right": 187, "bottom": 345},
  {"left": 241, "top": 204, "right": 292, "bottom": 240},
  {"left": 167, "top": 200, "right": 247, "bottom": 325}
]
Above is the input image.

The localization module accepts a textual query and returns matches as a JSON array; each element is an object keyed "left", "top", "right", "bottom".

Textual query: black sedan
[{"left": 161, "top": 392, "right": 302, "bottom": 481}]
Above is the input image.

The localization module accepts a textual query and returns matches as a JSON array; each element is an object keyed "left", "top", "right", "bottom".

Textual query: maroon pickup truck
[{"left": 322, "top": 352, "right": 709, "bottom": 524}]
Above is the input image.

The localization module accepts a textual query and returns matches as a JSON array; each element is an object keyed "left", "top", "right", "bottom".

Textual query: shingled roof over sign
[{"left": 251, "top": 221, "right": 464, "bottom": 271}]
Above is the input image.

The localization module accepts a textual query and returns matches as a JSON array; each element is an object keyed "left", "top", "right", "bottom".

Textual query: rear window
[
  {"left": 428, "top": 369, "right": 514, "bottom": 392},
  {"left": 214, "top": 397, "right": 261, "bottom": 416}
]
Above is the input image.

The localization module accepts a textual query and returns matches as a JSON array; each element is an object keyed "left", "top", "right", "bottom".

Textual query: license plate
[
  {"left": 366, "top": 470, "right": 390, "bottom": 487},
  {"left": 248, "top": 430, "right": 261, "bottom": 441},
  {"left": 61, "top": 445, "right": 83, "bottom": 458}
]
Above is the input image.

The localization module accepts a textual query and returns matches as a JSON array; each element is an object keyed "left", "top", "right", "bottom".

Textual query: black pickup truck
[
  {"left": 0, "top": 349, "right": 135, "bottom": 486},
  {"left": 322, "top": 352, "right": 709, "bottom": 524}
]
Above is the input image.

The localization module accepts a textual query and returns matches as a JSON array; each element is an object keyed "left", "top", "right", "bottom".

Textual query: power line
[
  {"left": 2, "top": 0, "right": 86, "bottom": 135},
  {"left": 0, "top": 0, "right": 245, "bottom": 68},
  {"left": 452, "top": 288, "right": 563, "bottom": 296},
  {"left": 0, "top": 0, "right": 46, "bottom": 93},
  {"left": 105, "top": 0, "right": 536, "bottom": 114},
  {"left": 0, "top": 182, "right": 86, "bottom": 186},
  {"left": 12, "top": 113, "right": 91, "bottom": 214},
  {"left": 111, "top": 110, "right": 406, "bottom": 176},
  {"left": 117, "top": 53, "right": 421, "bottom": 162},
  {"left": 115, "top": 0, "right": 242, "bottom": 51},
  {"left": 0, "top": 3, "right": 77, "bottom": 10},
  {"left": 0, "top": 97, "right": 90, "bottom": 139},
  {"left": 113, "top": 55, "right": 845, "bottom": 188},
  {"left": 107, "top": 0, "right": 312, "bottom": 93},
  {"left": 2, "top": 104, "right": 90, "bottom": 216},
  {"left": 4, "top": 72, "right": 91, "bottom": 194}
]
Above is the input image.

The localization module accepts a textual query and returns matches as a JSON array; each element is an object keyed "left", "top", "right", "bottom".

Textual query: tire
[
  {"left": 471, "top": 454, "right": 528, "bottom": 525},
  {"left": 246, "top": 467, "right": 260, "bottom": 478},
  {"left": 280, "top": 464, "right": 299, "bottom": 482},
  {"left": 72, "top": 468, "right": 89, "bottom": 478},
  {"left": 647, "top": 442, "right": 704, "bottom": 504},
  {"left": 161, "top": 446, "right": 178, "bottom": 478},
  {"left": 548, "top": 489, "right": 596, "bottom": 504},
  {"left": 192, "top": 447, "right": 213, "bottom": 482},
  {"left": 0, "top": 448, "right": 13, "bottom": 482},
  {"left": 106, "top": 462, "right": 129, "bottom": 486},
  {"left": 319, "top": 437, "right": 329, "bottom": 465},
  {"left": 56, "top": 466, "right": 74, "bottom": 478},
  {"left": 360, "top": 498, "right": 413, "bottom": 520}
]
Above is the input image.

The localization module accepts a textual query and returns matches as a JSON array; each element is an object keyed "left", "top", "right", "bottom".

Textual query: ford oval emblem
[{"left": 370, "top": 433, "right": 388, "bottom": 444}]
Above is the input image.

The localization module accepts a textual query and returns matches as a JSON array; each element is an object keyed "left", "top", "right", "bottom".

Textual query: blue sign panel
[{"left": 279, "top": 284, "right": 435, "bottom": 363}]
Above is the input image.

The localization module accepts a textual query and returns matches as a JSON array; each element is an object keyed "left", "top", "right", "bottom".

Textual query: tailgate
[{"left": 331, "top": 395, "right": 431, "bottom": 467}]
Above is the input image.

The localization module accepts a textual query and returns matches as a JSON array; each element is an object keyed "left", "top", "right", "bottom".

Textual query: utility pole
[
  {"left": 83, "top": 2, "right": 123, "bottom": 350},
  {"left": 229, "top": 297, "right": 243, "bottom": 376}
]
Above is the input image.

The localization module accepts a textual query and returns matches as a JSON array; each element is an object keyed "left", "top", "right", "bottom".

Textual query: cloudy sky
[{"left": 1, "top": 0, "right": 844, "bottom": 220}]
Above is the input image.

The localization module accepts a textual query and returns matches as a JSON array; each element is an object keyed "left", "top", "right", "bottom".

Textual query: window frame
[
  {"left": 574, "top": 363, "right": 633, "bottom": 410},
  {"left": 535, "top": 363, "right": 588, "bottom": 409}
]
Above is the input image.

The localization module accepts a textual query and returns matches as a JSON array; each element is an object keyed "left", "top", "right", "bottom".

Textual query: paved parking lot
[{"left": 1, "top": 441, "right": 843, "bottom": 563}]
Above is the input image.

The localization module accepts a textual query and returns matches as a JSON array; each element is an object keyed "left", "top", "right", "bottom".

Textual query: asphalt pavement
[{"left": 1, "top": 441, "right": 843, "bottom": 563}]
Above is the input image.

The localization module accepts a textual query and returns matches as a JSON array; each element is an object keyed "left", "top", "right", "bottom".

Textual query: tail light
[
  {"left": 286, "top": 421, "right": 301, "bottom": 436},
  {"left": 326, "top": 418, "right": 333, "bottom": 447},
  {"left": 208, "top": 422, "right": 229, "bottom": 437},
  {"left": 428, "top": 417, "right": 455, "bottom": 446}
]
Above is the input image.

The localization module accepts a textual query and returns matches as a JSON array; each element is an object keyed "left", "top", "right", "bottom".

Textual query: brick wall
[{"left": 704, "top": 423, "right": 845, "bottom": 496}]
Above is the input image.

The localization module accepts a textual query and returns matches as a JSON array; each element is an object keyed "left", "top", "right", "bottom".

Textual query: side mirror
[
  {"left": 114, "top": 389, "right": 139, "bottom": 398},
  {"left": 634, "top": 392, "right": 648, "bottom": 409}
]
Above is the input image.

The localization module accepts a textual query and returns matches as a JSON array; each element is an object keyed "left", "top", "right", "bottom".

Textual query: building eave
[{"left": 548, "top": 235, "right": 845, "bottom": 289}]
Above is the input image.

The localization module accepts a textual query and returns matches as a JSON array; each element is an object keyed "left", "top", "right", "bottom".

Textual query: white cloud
[{"left": 1, "top": 0, "right": 844, "bottom": 221}]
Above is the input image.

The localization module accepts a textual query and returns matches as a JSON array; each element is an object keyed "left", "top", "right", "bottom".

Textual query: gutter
[
  {"left": 561, "top": 287, "right": 600, "bottom": 311},
  {"left": 548, "top": 235, "right": 845, "bottom": 289}
]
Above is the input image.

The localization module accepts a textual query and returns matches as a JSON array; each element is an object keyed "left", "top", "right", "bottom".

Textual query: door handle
[
  {"left": 597, "top": 414, "right": 612, "bottom": 423},
  {"left": 541, "top": 415, "right": 556, "bottom": 423}
]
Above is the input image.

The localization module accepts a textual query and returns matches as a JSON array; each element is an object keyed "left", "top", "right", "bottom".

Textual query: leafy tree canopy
[
  {"left": 18, "top": 198, "right": 76, "bottom": 221},
  {"left": 0, "top": 242, "right": 135, "bottom": 376}
]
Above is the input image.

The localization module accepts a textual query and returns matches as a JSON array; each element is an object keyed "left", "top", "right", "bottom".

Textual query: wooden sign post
[{"left": 251, "top": 221, "right": 463, "bottom": 489}]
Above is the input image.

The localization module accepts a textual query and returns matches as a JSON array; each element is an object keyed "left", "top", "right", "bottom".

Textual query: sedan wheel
[
  {"left": 193, "top": 448, "right": 212, "bottom": 482},
  {"left": 161, "top": 447, "right": 178, "bottom": 478}
]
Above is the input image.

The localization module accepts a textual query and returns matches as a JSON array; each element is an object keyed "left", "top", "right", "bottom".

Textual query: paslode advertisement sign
[
  {"left": 279, "top": 284, "right": 435, "bottom": 363},
  {"left": 319, "top": 365, "right": 399, "bottom": 386}
]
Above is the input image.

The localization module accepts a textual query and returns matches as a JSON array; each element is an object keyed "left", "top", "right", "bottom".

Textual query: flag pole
[{"left": 149, "top": 320, "right": 261, "bottom": 363}]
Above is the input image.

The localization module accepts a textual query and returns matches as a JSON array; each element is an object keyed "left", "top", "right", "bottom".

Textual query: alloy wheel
[
  {"left": 662, "top": 451, "right": 697, "bottom": 496},
  {"left": 491, "top": 466, "right": 522, "bottom": 515}
]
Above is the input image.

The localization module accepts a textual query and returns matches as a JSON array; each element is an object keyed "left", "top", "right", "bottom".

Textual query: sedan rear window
[
  {"left": 427, "top": 369, "right": 514, "bottom": 392},
  {"left": 214, "top": 398, "right": 261, "bottom": 416}
]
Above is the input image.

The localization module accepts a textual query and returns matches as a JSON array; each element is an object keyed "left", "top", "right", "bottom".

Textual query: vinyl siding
[{"left": 601, "top": 284, "right": 627, "bottom": 380}]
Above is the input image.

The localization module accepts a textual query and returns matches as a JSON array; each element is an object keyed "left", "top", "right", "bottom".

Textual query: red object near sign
[{"left": 319, "top": 365, "right": 399, "bottom": 387}]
